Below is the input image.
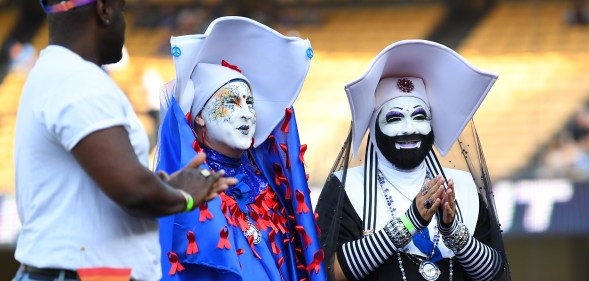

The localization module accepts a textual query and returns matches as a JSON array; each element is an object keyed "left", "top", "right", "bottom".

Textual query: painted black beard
[{"left": 374, "top": 121, "right": 434, "bottom": 170}]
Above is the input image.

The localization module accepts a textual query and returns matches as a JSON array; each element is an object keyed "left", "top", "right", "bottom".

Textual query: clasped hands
[{"left": 414, "top": 175, "right": 455, "bottom": 226}]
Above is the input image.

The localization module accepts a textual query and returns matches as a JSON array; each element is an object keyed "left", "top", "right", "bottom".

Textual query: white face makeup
[
  {"left": 200, "top": 80, "right": 256, "bottom": 153},
  {"left": 377, "top": 96, "right": 431, "bottom": 149}
]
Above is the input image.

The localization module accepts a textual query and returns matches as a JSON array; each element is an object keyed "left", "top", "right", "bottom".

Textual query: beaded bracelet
[
  {"left": 442, "top": 221, "right": 470, "bottom": 252},
  {"left": 383, "top": 218, "right": 413, "bottom": 249},
  {"left": 178, "top": 190, "right": 195, "bottom": 212}
]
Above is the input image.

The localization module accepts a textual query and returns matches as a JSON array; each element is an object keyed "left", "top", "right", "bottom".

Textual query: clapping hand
[
  {"left": 157, "top": 153, "right": 238, "bottom": 207},
  {"left": 440, "top": 178, "right": 456, "bottom": 225},
  {"left": 415, "top": 175, "right": 445, "bottom": 223}
]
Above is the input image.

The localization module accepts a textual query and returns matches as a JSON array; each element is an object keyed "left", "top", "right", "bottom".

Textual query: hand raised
[
  {"left": 440, "top": 178, "right": 456, "bottom": 225},
  {"left": 163, "top": 153, "right": 237, "bottom": 207},
  {"left": 415, "top": 175, "right": 445, "bottom": 223}
]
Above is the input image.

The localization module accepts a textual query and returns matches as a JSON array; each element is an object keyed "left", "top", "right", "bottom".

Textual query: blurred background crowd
[{"left": 1, "top": 0, "right": 589, "bottom": 280}]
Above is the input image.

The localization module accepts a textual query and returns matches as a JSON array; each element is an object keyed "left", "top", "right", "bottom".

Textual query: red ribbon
[
  {"left": 248, "top": 235, "right": 261, "bottom": 259},
  {"left": 236, "top": 212, "right": 249, "bottom": 232},
  {"left": 192, "top": 139, "right": 203, "bottom": 153},
  {"left": 278, "top": 256, "right": 284, "bottom": 268},
  {"left": 236, "top": 248, "right": 245, "bottom": 268},
  {"left": 273, "top": 163, "right": 283, "bottom": 186},
  {"left": 279, "top": 143, "right": 291, "bottom": 169},
  {"left": 299, "top": 144, "right": 307, "bottom": 165},
  {"left": 295, "top": 225, "right": 313, "bottom": 249},
  {"left": 199, "top": 201, "right": 213, "bottom": 222},
  {"left": 269, "top": 229, "right": 281, "bottom": 255},
  {"left": 186, "top": 231, "right": 198, "bottom": 255},
  {"left": 295, "top": 190, "right": 310, "bottom": 214},
  {"left": 235, "top": 248, "right": 245, "bottom": 268},
  {"left": 306, "top": 249, "right": 325, "bottom": 274},
  {"left": 314, "top": 213, "right": 321, "bottom": 236},
  {"left": 268, "top": 135, "right": 278, "bottom": 154},
  {"left": 167, "top": 252, "right": 185, "bottom": 275},
  {"left": 185, "top": 112, "right": 191, "bottom": 123},
  {"left": 306, "top": 173, "right": 310, "bottom": 181},
  {"left": 220, "top": 194, "right": 236, "bottom": 226},
  {"left": 272, "top": 212, "right": 287, "bottom": 234},
  {"left": 217, "top": 226, "right": 231, "bottom": 250},
  {"left": 221, "top": 60, "right": 242, "bottom": 73},
  {"left": 281, "top": 108, "right": 292, "bottom": 133}
]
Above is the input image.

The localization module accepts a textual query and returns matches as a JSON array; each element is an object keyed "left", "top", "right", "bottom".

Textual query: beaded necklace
[{"left": 377, "top": 169, "right": 453, "bottom": 281}]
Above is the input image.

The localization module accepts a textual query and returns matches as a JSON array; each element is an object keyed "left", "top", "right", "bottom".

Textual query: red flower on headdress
[{"left": 397, "top": 78, "right": 414, "bottom": 93}]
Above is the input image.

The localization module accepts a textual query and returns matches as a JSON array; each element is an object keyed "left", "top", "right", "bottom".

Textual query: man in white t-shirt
[{"left": 12, "top": 1, "right": 236, "bottom": 280}]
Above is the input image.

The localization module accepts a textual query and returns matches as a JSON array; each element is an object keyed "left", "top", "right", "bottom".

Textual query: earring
[{"left": 106, "top": 19, "right": 110, "bottom": 24}]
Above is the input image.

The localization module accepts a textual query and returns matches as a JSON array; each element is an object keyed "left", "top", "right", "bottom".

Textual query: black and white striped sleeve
[
  {"left": 440, "top": 219, "right": 503, "bottom": 281},
  {"left": 336, "top": 199, "right": 428, "bottom": 280}
]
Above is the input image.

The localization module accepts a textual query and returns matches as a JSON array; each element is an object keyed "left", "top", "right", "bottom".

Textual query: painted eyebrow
[
  {"left": 411, "top": 107, "right": 428, "bottom": 117},
  {"left": 385, "top": 111, "right": 404, "bottom": 119}
]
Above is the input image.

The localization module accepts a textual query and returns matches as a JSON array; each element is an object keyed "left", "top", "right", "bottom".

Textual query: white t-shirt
[{"left": 14, "top": 45, "right": 160, "bottom": 281}]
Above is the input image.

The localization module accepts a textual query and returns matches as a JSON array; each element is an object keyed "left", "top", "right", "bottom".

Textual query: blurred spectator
[
  {"left": 564, "top": 0, "right": 589, "bottom": 25},
  {"left": 0, "top": 0, "right": 45, "bottom": 83},
  {"left": 535, "top": 105, "right": 589, "bottom": 181}
]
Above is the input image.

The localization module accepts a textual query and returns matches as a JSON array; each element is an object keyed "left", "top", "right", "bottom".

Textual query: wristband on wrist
[
  {"left": 178, "top": 190, "right": 195, "bottom": 212},
  {"left": 400, "top": 214, "right": 417, "bottom": 235}
]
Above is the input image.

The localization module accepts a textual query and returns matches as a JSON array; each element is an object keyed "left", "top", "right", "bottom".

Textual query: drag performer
[
  {"left": 154, "top": 17, "right": 326, "bottom": 281},
  {"left": 315, "top": 40, "right": 511, "bottom": 281}
]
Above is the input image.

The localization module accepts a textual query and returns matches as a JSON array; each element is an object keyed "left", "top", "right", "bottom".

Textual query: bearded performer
[
  {"left": 315, "top": 40, "right": 511, "bottom": 281},
  {"left": 154, "top": 17, "right": 326, "bottom": 281}
]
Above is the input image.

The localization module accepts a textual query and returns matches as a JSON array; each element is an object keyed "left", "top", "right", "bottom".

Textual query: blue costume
[{"left": 154, "top": 17, "right": 326, "bottom": 281}]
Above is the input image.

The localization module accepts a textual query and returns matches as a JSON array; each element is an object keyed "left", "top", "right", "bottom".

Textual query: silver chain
[{"left": 377, "top": 169, "right": 453, "bottom": 281}]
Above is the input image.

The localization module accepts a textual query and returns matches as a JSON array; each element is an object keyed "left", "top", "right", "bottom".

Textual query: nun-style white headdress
[
  {"left": 345, "top": 39, "right": 497, "bottom": 157},
  {"left": 166, "top": 16, "right": 313, "bottom": 147}
]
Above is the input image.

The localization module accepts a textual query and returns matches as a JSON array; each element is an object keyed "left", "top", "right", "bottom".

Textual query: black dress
[{"left": 315, "top": 174, "right": 504, "bottom": 281}]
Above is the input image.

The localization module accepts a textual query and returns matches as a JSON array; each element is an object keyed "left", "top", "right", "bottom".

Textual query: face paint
[
  {"left": 377, "top": 96, "right": 431, "bottom": 149},
  {"left": 375, "top": 96, "right": 433, "bottom": 170},
  {"left": 201, "top": 80, "right": 256, "bottom": 153}
]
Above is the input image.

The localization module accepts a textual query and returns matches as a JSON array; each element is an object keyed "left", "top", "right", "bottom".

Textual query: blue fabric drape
[{"left": 155, "top": 97, "right": 326, "bottom": 281}]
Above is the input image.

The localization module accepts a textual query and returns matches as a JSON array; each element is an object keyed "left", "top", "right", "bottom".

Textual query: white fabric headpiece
[
  {"left": 345, "top": 39, "right": 498, "bottom": 157},
  {"left": 169, "top": 16, "right": 313, "bottom": 147}
]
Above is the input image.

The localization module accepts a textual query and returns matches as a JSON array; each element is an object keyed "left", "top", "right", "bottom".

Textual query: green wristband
[
  {"left": 185, "top": 193, "right": 194, "bottom": 212},
  {"left": 401, "top": 214, "right": 416, "bottom": 235},
  {"left": 178, "top": 190, "right": 195, "bottom": 212}
]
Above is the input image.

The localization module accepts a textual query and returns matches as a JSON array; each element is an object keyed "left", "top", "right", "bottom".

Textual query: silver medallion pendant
[
  {"left": 243, "top": 221, "right": 262, "bottom": 244},
  {"left": 419, "top": 260, "right": 441, "bottom": 281}
]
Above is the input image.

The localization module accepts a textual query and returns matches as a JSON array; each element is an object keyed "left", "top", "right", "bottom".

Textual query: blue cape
[{"left": 155, "top": 97, "right": 326, "bottom": 281}]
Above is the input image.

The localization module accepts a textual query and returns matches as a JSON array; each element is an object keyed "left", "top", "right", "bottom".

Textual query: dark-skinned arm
[{"left": 72, "top": 126, "right": 236, "bottom": 217}]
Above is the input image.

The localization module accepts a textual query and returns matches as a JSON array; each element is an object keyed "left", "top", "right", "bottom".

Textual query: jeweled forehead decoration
[{"left": 397, "top": 78, "right": 414, "bottom": 93}]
